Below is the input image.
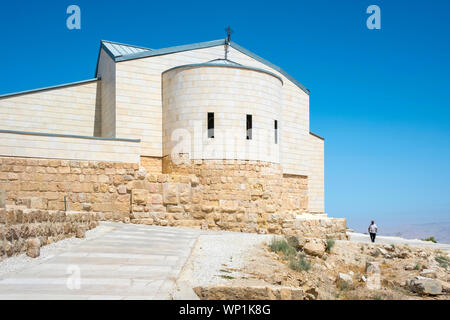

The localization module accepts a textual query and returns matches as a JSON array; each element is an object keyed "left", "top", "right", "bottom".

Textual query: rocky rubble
[
  {"left": 408, "top": 276, "right": 442, "bottom": 295},
  {"left": 208, "top": 235, "right": 450, "bottom": 300},
  {"left": 194, "top": 285, "right": 305, "bottom": 300},
  {"left": 0, "top": 207, "right": 98, "bottom": 260},
  {"left": 26, "top": 238, "right": 40, "bottom": 258}
]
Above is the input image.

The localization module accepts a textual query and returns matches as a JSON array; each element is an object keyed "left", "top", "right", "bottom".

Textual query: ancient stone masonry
[
  {"left": 0, "top": 156, "right": 141, "bottom": 221},
  {"left": 158, "top": 155, "right": 311, "bottom": 234},
  {"left": 0, "top": 206, "right": 97, "bottom": 260},
  {"left": 0, "top": 155, "right": 347, "bottom": 244}
]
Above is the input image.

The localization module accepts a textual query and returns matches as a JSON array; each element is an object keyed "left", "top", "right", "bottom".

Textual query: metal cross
[
  {"left": 225, "top": 26, "right": 233, "bottom": 44},
  {"left": 224, "top": 26, "right": 233, "bottom": 59}
]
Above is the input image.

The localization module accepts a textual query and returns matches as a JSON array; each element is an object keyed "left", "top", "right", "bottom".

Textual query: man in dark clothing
[{"left": 368, "top": 220, "right": 378, "bottom": 243}]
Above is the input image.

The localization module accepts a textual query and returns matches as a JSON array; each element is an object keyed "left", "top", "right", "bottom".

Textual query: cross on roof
[
  {"left": 224, "top": 26, "right": 234, "bottom": 59},
  {"left": 225, "top": 26, "right": 233, "bottom": 44}
]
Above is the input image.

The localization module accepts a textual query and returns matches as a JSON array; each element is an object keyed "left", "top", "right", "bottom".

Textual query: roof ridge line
[
  {"left": 0, "top": 78, "right": 100, "bottom": 100},
  {"left": 97, "top": 38, "right": 310, "bottom": 95},
  {"left": 101, "top": 40, "right": 153, "bottom": 51},
  {"left": 114, "top": 39, "right": 226, "bottom": 62}
]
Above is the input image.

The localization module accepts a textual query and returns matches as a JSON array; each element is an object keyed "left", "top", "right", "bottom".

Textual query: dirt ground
[{"left": 197, "top": 236, "right": 450, "bottom": 300}]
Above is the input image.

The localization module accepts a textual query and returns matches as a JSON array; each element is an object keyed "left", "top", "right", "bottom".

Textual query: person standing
[{"left": 368, "top": 221, "right": 378, "bottom": 243}]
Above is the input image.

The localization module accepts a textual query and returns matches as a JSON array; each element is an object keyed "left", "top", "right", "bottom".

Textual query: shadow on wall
[{"left": 94, "top": 81, "right": 102, "bottom": 137}]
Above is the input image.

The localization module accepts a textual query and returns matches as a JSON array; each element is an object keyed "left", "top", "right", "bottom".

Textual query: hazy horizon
[{"left": 348, "top": 220, "right": 450, "bottom": 245}]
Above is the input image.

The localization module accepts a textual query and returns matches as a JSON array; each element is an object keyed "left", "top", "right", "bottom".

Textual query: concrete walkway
[{"left": 0, "top": 222, "right": 201, "bottom": 300}]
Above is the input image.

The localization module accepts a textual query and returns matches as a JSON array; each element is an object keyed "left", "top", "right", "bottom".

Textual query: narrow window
[
  {"left": 274, "top": 120, "right": 278, "bottom": 144},
  {"left": 246, "top": 114, "right": 252, "bottom": 140},
  {"left": 208, "top": 112, "right": 214, "bottom": 138}
]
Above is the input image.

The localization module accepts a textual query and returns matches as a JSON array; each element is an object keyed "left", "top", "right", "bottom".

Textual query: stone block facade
[
  {"left": 157, "top": 155, "right": 308, "bottom": 233},
  {"left": 0, "top": 155, "right": 346, "bottom": 241},
  {"left": 292, "top": 216, "right": 348, "bottom": 240},
  {"left": 0, "top": 131, "right": 141, "bottom": 164},
  {"left": 162, "top": 64, "right": 282, "bottom": 163},
  {"left": 0, "top": 156, "right": 141, "bottom": 221}
]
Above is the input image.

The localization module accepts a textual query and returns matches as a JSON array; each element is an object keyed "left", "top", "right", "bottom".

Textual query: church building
[{"left": 0, "top": 35, "right": 328, "bottom": 232}]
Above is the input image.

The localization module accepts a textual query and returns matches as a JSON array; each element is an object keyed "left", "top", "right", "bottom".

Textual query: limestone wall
[
  {"left": 293, "top": 216, "right": 347, "bottom": 240},
  {"left": 0, "top": 80, "right": 100, "bottom": 137},
  {"left": 97, "top": 49, "right": 116, "bottom": 138},
  {"left": 0, "top": 156, "right": 307, "bottom": 231},
  {"left": 0, "top": 156, "right": 343, "bottom": 239},
  {"left": 0, "top": 207, "right": 98, "bottom": 260},
  {"left": 114, "top": 45, "right": 311, "bottom": 170},
  {"left": 155, "top": 156, "right": 307, "bottom": 233},
  {"left": 0, "top": 156, "right": 141, "bottom": 219},
  {"left": 282, "top": 174, "right": 308, "bottom": 214},
  {"left": 113, "top": 44, "right": 324, "bottom": 212},
  {"left": 115, "top": 46, "right": 226, "bottom": 157},
  {"left": 140, "top": 156, "right": 162, "bottom": 174},
  {"left": 131, "top": 156, "right": 345, "bottom": 238},
  {"left": 0, "top": 131, "right": 141, "bottom": 163},
  {"left": 162, "top": 65, "right": 282, "bottom": 163}
]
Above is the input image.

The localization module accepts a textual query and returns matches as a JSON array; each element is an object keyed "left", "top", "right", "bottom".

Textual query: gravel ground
[
  {"left": 0, "top": 224, "right": 114, "bottom": 279},
  {"left": 177, "top": 231, "right": 273, "bottom": 287}
]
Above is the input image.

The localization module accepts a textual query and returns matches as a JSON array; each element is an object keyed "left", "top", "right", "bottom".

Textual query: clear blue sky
[{"left": 1, "top": 0, "right": 449, "bottom": 231}]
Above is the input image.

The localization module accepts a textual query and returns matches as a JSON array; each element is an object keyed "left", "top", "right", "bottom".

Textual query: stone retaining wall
[
  {"left": 155, "top": 156, "right": 309, "bottom": 233},
  {"left": 0, "top": 156, "right": 141, "bottom": 221},
  {"left": 292, "top": 217, "right": 348, "bottom": 240},
  {"left": 0, "top": 156, "right": 347, "bottom": 239},
  {"left": 0, "top": 207, "right": 98, "bottom": 260}
]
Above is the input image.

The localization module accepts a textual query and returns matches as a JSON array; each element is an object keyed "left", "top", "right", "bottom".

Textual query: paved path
[
  {"left": 0, "top": 222, "right": 201, "bottom": 300},
  {"left": 349, "top": 232, "right": 450, "bottom": 254}
]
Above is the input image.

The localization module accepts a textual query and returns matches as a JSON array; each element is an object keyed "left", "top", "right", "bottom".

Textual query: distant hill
[{"left": 375, "top": 222, "right": 450, "bottom": 244}]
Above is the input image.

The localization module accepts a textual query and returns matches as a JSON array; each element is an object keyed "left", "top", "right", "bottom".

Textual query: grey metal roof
[
  {"left": 309, "top": 132, "right": 325, "bottom": 141},
  {"left": 205, "top": 59, "right": 242, "bottom": 66},
  {"left": 0, "top": 78, "right": 100, "bottom": 100},
  {"left": 163, "top": 60, "right": 284, "bottom": 85},
  {"left": 0, "top": 129, "right": 140, "bottom": 143},
  {"left": 101, "top": 40, "right": 152, "bottom": 58},
  {"left": 96, "top": 39, "right": 310, "bottom": 95}
]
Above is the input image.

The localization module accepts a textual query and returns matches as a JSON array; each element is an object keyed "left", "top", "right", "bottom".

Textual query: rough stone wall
[
  {"left": 0, "top": 190, "right": 5, "bottom": 208},
  {"left": 282, "top": 174, "right": 308, "bottom": 214},
  {"left": 0, "top": 207, "right": 98, "bottom": 260},
  {"left": 155, "top": 156, "right": 309, "bottom": 233},
  {"left": 0, "top": 156, "right": 140, "bottom": 221},
  {"left": 140, "top": 156, "right": 162, "bottom": 174},
  {"left": 131, "top": 156, "right": 346, "bottom": 238},
  {"left": 292, "top": 217, "right": 347, "bottom": 240},
  {"left": 0, "top": 156, "right": 346, "bottom": 239},
  {"left": 97, "top": 49, "right": 116, "bottom": 138}
]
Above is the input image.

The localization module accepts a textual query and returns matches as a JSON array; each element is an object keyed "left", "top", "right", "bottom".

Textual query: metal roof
[
  {"left": 101, "top": 40, "right": 152, "bottom": 58},
  {"left": 0, "top": 78, "right": 100, "bottom": 100},
  {"left": 205, "top": 58, "right": 242, "bottom": 66},
  {"left": 0, "top": 129, "right": 140, "bottom": 143},
  {"left": 162, "top": 60, "right": 284, "bottom": 85}
]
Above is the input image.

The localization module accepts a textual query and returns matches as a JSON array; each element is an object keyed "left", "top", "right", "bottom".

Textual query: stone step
[
  {"left": 295, "top": 213, "right": 329, "bottom": 220},
  {"left": 5, "top": 204, "right": 29, "bottom": 210}
]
